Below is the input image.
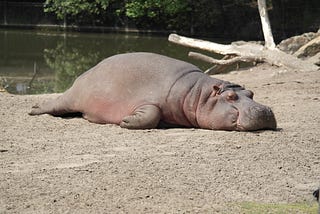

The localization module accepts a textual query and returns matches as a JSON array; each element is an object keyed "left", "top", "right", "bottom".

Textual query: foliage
[
  {"left": 43, "top": 0, "right": 320, "bottom": 39},
  {"left": 44, "top": 0, "right": 112, "bottom": 20},
  {"left": 124, "top": 0, "right": 188, "bottom": 18},
  {"left": 43, "top": 0, "right": 259, "bottom": 35}
]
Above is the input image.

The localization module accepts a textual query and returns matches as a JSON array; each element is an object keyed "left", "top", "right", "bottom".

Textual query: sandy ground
[{"left": 0, "top": 64, "right": 319, "bottom": 213}]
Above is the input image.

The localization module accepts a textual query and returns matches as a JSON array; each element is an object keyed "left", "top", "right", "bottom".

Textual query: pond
[{"left": 0, "top": 29, "right": 219, "bottom": 94}]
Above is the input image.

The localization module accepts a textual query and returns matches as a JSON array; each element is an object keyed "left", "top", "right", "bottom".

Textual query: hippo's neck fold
[{"left": 163, "top": 71, "right": 223, "bottom": 128}]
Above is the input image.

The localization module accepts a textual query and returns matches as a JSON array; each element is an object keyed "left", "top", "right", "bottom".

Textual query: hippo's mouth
[
  {"left": 231, "top": 105, "right": 245, "bottom": 131},
  {"left": 236, "top": 120, "right": 245, "bottom": 131},
  {"left": 233, "top": 105, "right": 251, "bottom": 131},
  {"left": 235, "top": 108, "right": 245, "bottom": 131}
]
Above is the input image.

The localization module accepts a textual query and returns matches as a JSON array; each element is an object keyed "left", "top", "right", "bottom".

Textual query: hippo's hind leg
[
  {"left": 29, "top": 94, "right": 75, "bottom": 116},
  {"left": 120, "top": 104, "right": 161, "bottom": 129}
]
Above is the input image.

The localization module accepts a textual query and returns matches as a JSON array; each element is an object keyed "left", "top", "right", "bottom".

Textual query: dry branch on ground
[{"left": 168, "top": 34, "right": 319, "bottom": 74}]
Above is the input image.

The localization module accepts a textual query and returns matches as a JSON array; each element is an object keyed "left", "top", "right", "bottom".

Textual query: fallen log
[
  {"left": 169, "top": 34, "right": 319, "bottom": 73},
  {"left": 294, "top": 35, "right": 320, "bottom": 58}
]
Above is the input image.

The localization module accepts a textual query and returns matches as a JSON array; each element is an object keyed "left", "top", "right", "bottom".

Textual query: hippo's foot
[{"left": 120, "top": 104, "right": 161, "bottom": 129}]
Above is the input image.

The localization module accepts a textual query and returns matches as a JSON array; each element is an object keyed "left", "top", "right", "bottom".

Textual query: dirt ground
[{"left": 0, "top": 64, "right": 319, "bottom": 213}]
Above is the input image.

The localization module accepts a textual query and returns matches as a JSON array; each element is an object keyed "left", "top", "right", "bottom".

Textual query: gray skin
[{"left": 29, "top": 52, "right": 277, "bottom": 131}]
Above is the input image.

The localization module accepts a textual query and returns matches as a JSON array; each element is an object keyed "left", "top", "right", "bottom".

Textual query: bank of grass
[{"left": 237, "top": 202, "right": 318, "bottom": 213}]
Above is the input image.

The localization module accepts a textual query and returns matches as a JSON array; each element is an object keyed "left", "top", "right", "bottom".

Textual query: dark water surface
[{"left": 0, "top": 29, "right": 218, "bottom": 94}]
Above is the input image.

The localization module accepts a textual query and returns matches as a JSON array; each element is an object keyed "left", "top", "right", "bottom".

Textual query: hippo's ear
[
  {"left": 213, "top": 85, "right": 220, "bottom": 92},
  {"left": 212, "top": 85, "right": 222, "bottom": 96}
]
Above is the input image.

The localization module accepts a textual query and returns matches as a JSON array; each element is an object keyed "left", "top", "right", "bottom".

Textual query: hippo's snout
[{"left": 237, "top": 105, "right": 277, "bottom": 131}]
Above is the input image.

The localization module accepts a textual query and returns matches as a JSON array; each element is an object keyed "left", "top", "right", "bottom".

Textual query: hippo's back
[
  {"left": 90, "top": 52, "right": 199, "bottom": 83},
  {"left": 70, "top": 52, "right": 202, "bottom": 123}
]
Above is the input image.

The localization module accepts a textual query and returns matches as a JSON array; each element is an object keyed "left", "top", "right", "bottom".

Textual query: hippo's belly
[{"left": 79, "top": 93, "right": 157, "bottom": 124}]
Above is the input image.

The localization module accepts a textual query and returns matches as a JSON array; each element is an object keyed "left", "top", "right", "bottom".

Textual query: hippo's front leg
[{"left": 120, "top": 104, "right": 161, "bottom": 129}]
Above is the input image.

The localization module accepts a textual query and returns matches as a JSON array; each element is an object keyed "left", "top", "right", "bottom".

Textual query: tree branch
[
  {"left": 294, "top": 35, "right": 320, "bottom": 58},
  {"left": 306, "top": 52, "right": 320, "bottom": 65},
  {"left": 168, "top": 34, "right": 241, "bottom": 55},
  {"left": 188, "top": 52, "right": 263, "bottom": 65},
  {"left": 204, "top": 55, "right": 233, "bottom": 75}
]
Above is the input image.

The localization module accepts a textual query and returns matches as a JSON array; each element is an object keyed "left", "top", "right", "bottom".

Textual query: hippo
[{"left": 29, "top": 52, "right": 276, "bottom": 131}]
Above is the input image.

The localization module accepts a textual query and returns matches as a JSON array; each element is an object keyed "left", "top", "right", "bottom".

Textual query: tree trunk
[
  {"left": 3, "top": 0, "right": 8, "bottom": 25},
  {"left": 257, "top": 0, "right": 276, "bottom": 49}
]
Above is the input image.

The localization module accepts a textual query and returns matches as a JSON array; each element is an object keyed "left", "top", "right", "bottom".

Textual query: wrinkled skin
[
  {"left": 29, "top": 52, "right": 277, "bottom": 131},
  {"left": 205, "top": 88, "right": 276, "bottom": 131}
]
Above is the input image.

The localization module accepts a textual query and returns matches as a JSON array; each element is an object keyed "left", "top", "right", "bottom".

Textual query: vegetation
[
  {"left": 124, "top": 0, "right": 187, "bottom": 18},
  {"left": 44, "top": 41, "right": 100, "bottom": 92},
  {"left": 238, "top": 201, "right": 318, "bottom": 214},
  {"left": 43, "top": 0, "right": 320, "bottom": 39},
  {"left": 123, "top": 0, "right": 189, "bottom": 29},
  {"left": 44, "top": 0, "right": 112, "bottom": 20}
]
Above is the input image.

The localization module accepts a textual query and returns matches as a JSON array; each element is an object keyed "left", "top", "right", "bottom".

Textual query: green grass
[{"left": 238, "top": 202, "right": 318, "bottom": 214}]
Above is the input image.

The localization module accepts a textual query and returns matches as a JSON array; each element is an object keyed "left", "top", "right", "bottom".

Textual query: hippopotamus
[{"left": 29, "top": 52, "right": 276, "bottom": 131}]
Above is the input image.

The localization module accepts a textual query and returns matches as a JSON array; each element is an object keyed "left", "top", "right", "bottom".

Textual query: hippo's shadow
[
  {"left": 250, "top": 127, "right": 282, "bottom": 133},
  {"left": 56, "top": 112, "right": 83, "bottom": 119},
  {"left": 52, "top": 113, "right": 282, "bottom": 132}
]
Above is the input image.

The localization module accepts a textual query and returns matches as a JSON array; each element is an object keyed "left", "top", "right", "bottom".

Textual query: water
[{"left": 0, "top": 29, "right": 219, "bottom": 94}]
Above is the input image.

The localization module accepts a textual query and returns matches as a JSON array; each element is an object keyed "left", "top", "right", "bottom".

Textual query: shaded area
[{"left": 0, "top": 1, "right": 319, "bottom": 40}]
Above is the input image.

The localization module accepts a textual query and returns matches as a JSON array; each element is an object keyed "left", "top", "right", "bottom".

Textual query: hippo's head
[{"left": 203, "top": 84, "right": 277, "bottom": 131}]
